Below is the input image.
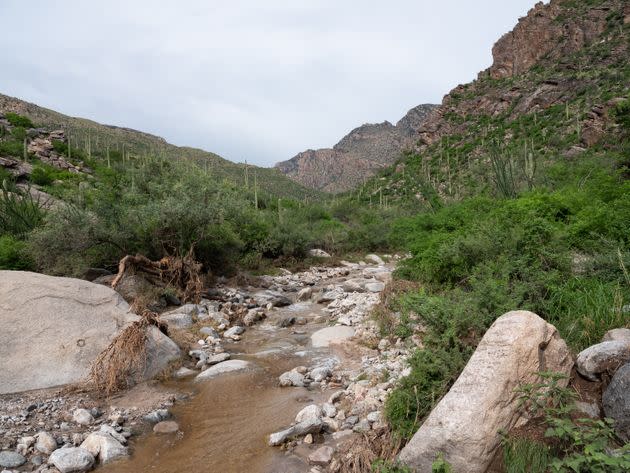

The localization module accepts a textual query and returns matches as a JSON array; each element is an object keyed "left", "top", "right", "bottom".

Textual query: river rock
[
  {"left": 81, "top": 432, "right": 128, "bottom": 464},
  {"left": 311, "top": 326, "right": 355, "bottom": 348},
  {"left": 297, "top": 287, "right": 313, "bottom": 301},
  {"left": 35, "top": 431, "right": 58, "bottom": 454},
  {"left": 310, "top": 366, "right": 331, "bottom": 382},
  {"left": 279, "top": 369, "right": 305, "bottom": 387},
  {"left": 365, "top": 254, "right": 384, "bottom": 265},
  {"left": 268, "top": 419, "right": 323, "bottom": 446},
  {"left": 365, "top": 282, "right": 385, "bottom": 293},
  {"left": 576, "top": 340, "right": 630, "bottom": 381},
  {"left": 224, "top": 326, "right": 245, "bottom": 338},
  {"left": 308, "top": 446, "right": 334, "bottom": 466},
  {"left": 99, "top": 425, "right": 127, "bottom": 445},
  {"left": 295, "top": 405, "right": 322, "bottom": 424},
  {"left": 602, "top": 362, "right": 630, "bottom": 441},
  {"left": 602, "top": 328, "right": 630, "bottom": 342},
  {"left": 207, "top": 353, "right": 231, "bottom": 365},
  {"left": 194, "top": 360, "right": 251, "bottom": 381},
  {"left": 48, "top": 447, "right": 94, "bottom": 473},
  {"left": 73, "top": 409, "right": 94, "bottom": 426},
  {"left": 398, "top": 310, "right": 572, "bottom": 473},
  {"left": 0, "top": 271, "right": 180, "bottom": 394},
  {"left": 0, "top": 451, "right": 26, "bottom": 468},
  {"left": 255, "top": 290, "right": 292, "bottom": 307},
  {"left": 160, "top": 312, "right": 194, "bottom": 329},
  {"left": 153, "top": 421, "right": 179, "bottom": 434},
  {"left": 143, "top": 409, "right": 170, "bottom": 424}
]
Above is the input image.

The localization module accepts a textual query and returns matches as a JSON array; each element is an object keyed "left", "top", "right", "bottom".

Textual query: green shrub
[
  {"left": 30, "top": 167, "right": 54, "bottom": 186},
  {"left": 0, "top": 235, "right": 34, "bottom": 270},
  {"left": 0, "top": 140, "right": 24, "bottom": 158},
  {"left": 11, "top": 126, "right": 26, "bottom": 142},
  {"left": 4, "top": 112, "right": 34, "bottom": 129}
]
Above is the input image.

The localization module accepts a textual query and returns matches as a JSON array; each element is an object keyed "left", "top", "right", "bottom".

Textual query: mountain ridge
[{"left": 275, "top": 103, "right": 436, "bottom": 193}]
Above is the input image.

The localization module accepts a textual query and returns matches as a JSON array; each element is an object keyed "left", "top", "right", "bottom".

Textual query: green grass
[{"left": 503, "top": 438, "right": 552, "bottom": 473}]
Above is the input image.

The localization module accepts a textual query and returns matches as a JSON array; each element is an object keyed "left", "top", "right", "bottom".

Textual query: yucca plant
[{"left": 0, "top": 180, "right": 45, "bottom": 238}]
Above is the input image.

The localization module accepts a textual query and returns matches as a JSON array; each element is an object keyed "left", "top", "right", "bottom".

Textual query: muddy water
[{"left": 102, "top": 301, "right": 337, "bottom": 473}]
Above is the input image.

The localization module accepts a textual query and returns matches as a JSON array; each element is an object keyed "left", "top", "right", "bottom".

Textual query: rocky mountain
[
  {"left": 0, "top": 93, "right": 321, "bottom": 200},
  {"left": 358, "top": 0, "right": 630, "bottom": 202},
  {"left": 275, "top": 104, "right": 436, "bottom": 193}
]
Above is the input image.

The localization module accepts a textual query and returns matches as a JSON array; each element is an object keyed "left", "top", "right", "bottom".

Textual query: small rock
[
  {"left": 308, "top": 446, "right": 334, "bottom": 466},
  {"left": 279, "top": 370, "right": 305, "bottom": 387},
  {"left": 365, "top": 254, "right": 384, "bottom": 265},
  {"left": 199, "top": 327, "right": 220, "bottom": 338},
  {"left": 81, "top": 432, "right": 128, "bottom": 464},
  {"left": 36, "top": 431, "right": 57, "bottom": 454},
  {"left": 224, "top": 326, "right": 245, "bottom": 339},
  {"left": 207, "top": 353, "right": 231, "bottom": 365},
  {"left": 296, "top": 405, "right": 322, "bottom": 424},
  {"left": 48, "top": 447, "right": 94, "bottom": 473},
  {"left": 576, "top": 340, "right": 630, "bottom": 380},
  {"left": 310, "top": 367, "right": 331, "bottom": 382},
  {"left": 72, "top": 408, "right": 94, "bottom": 426},
  {"left": 303, "top": 434, "right": 313, "bottom": 444},
  {"left": 297, "top": 287, "right": 313, "bottom": 301},
  {"left": 365, "top": 282, "right": 385, "bottom": 293},
  {"left": 0, "top": 451, "right": 26, "bottom": 468},
  {"left": 602, "top": 328, "right": 630, "bottom": 343},
  {"left": 143, "top": 409, "right": 170, "bottom": 424},
  {"left": 173, "top": 367, "right": 197, "bottom": 379},
  {"left": 153, "top": 421, "right": 179, "bottom": 434},
  {"left": 99, "top": 425, "right": 127, "bottom": 445},
  {"left": 573, "top": 401, "right": 600, "bottom": 419}
]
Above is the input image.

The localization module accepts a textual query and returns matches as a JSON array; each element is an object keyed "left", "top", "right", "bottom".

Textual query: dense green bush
[
  {"left": 0, "top": 235, "right": 34, "bottom": 270},
  {"left": 4, "top": 112, "right": 34, "bottom": 129},
  {"left": 0, "top": 139, "right": 24, "bottom": 158}
]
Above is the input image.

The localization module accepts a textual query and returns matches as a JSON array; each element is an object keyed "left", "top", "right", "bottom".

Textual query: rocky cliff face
[{"left": 276, "top": 104, "right": 436, "bottom": 193}]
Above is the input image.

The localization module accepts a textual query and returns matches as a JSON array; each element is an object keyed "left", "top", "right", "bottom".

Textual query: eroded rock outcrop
[{"left": 398, "top": 310, "right": 573, "bottom": 473}]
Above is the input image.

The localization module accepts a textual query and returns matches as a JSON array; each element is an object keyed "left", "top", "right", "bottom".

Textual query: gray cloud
[{"left": 0, "top": 0, "right": 540, "bottom": 166}]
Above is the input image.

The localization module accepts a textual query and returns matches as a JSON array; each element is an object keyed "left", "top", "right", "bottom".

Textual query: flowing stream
[{"left": 101, "top": 294, "right": 345, "bottom": 472}]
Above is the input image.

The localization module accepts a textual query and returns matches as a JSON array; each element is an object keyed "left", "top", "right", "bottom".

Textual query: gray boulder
[
  {"left": 603, "top": 362, "right": 630, "bottom": 441},
  {"left": 602, "top": 328, "right": 630, "bottom": 342},
  {"left": 576, "top": 340, "right": 630, "bottom": 381},
  {"left": 0, "top": 271, "right": 180, "bottom": 395},
  {"left": 279, "top": 369, "right": 305, "bottom": 387},
  {"left": 48, "top": 447, "right": 94, "bottom": 473},
  {"left": 398, "top": 311, "right": 572, "bottom": 473},
  {"left": 160, "top": 312, "right": 194, "bottom": 329},
  {"left": 268, "top": 419, "right": 323, "bottom": 446},
  {"left": 0, "top": 451, "right": 26, "bottom": 468}
]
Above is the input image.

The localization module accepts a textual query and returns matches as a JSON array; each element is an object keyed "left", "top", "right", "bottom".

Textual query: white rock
[
  {"left": 81, "top": 432, "right": 128, "bottom": 464},
  {"left": 398, "top": 311, "right": 572, "bottom": 473},
  {"left": 311, "top": 326, "right": 355, "bottom": 348},
  {"left": 279, "top": 370, "right": 305, "bottom": 387},
  {"left": 365, "top": 282, "right": 385, "bottom": 293},
  {"left": 310, "top": 366, "right": 331, "bottom": 382},
  {"left": 295, "top": 404, "right": 322, "bottom": 424},
  {"left": 308, "top": 249, "right": 331, "bottom": 258},
  {"left": 72, "top": 409, "right": 94, "bottom": 426},
  {"left": 322, "top": 403, "right": 337, "bottom": 418},
  {"left": 365, "top": 254, "right": 384, "bottom": 265},
  {"left": 35, "top": 431, "right": 57, "bottom": 454},
  {"left": 576, "top": 340, "right": 630, "bottom": 381},
  {"left": 194, "top": 360, "right": 251, "bottom": 381},
  {"left": 48, "top": 447, "right": 94, "bottom": 473},
  {"left": 224, "top": 326, "right": 245, "bottom": 339},
  {"left": 268, "top": 419, "right": 323, "bottom": 446}
]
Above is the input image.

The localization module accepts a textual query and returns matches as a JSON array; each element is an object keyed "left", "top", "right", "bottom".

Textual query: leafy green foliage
[
  {"left": 431, "top": 454, "right": 453, "bottom": 473},
  {"left": 4, "top": 112, "right": 34, "bottom": 128},
  {"left": 0, "top": 234, "right": 34, "bottom": 270},
  {"left": 514, "top": 372, "right": 630, "bottom": 473}
]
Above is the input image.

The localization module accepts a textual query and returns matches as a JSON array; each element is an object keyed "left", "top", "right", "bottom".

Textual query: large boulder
[
  {"left": 0, "top": 271, "right": 180, "bottom": 394},
  {"left": 398, "top": 310, "right": 572, "bottom": 473},
  {"left": 602, "top": 362, "right": 630, "bottom": 442}
]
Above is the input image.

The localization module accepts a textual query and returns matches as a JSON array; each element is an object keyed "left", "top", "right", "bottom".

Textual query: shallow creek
[{"left": 101, "top": 300, "right": 344, "bottom": 473}]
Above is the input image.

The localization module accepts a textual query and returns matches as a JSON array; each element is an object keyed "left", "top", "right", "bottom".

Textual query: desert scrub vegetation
[
  {"left": 500, "top": 372, "right": 630, "bottom": 472},
  {"left": 383, "top": 159, "right": 630, "bottom": 440}
]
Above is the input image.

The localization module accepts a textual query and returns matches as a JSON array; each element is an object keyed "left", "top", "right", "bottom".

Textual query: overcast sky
[{"left": 0, "top": 0, "right": 539, "bottom": 166}]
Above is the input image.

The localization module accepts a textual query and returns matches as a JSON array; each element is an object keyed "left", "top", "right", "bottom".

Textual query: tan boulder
[
  {"left": 0, "top": 271, "right": 180, "bottom": 394},
  {"left": 398, "top": 310, "right": 572, "bottom": 473}
]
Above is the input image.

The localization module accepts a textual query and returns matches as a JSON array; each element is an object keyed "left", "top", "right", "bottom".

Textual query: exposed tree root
[
  {"left": 111, "top": 248, "right": 203, "bottom": 304},
  {"left": 87, "top": 310, "right": 163, "bottom": 397}
]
